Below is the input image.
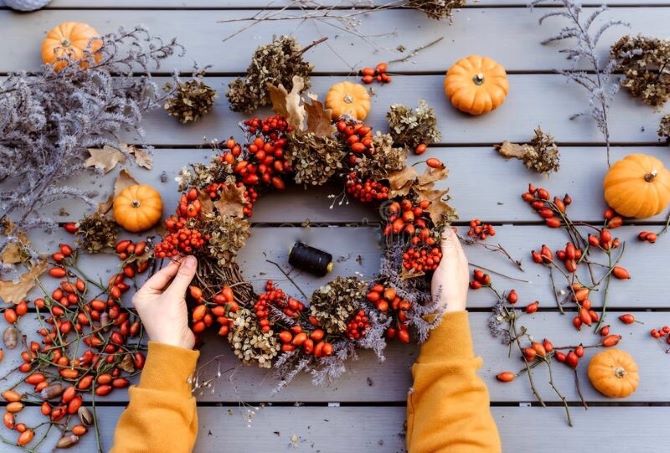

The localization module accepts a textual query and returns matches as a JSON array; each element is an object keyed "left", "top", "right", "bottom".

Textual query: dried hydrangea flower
[
  {"left": 76, "top": 212, "right": 118, "bottom": 253},
  {"left": 495, "top": 128, "right": 560, "bottom": 174},
  {"left": 286, "top": 131, "right": 345, "bottom": 186},
  {"left": 386, "top": 100, "right": 441, "bottom": 149},
  {"left": 354, "top": 133, "right": 407, "bottom": 180},
  {"left": 406, "top": 0, "right": 466, "bottom": 20},
  {"left": 226, "top": 36, "right": 314, "bottom": 114},
  {"left": 164, "top": 72, "right": 217, "bottom": 124},
  {"left": 228, "top": 308, "right": 279, "bottom": 368},
  {"left": 310, "top": 276, "right": 367, "bottom": 334},
  {"left": 205, "top": 214, "right": 251, "bottom": 267},
  {"left": 611, "top": 35, "right": 670, "bottom": 107},
  {"left": 659, "top": 114, "right": 670, "bottom": 144}
]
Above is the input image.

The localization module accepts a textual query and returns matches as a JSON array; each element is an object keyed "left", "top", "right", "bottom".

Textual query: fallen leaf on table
[
  {"left": 126, "top": 145, "right": 153, "bottom": 170},
  {"left": 0, "top": 223, "right": 29, "bottom": 266},
  {"left": 213, "top": 183, "right": 247, "bottom": 218},
  {"left": 97, "top": 169, "right": 140, "bottom": 214},
  {"left": 0, "top": 260, "right": 47, "bottom": 304},
  {"left": 417, "top": 166, "right": 448, "bottom": 188},
  {"left": 84, "top": 145, "right": 127, "bottom": 173}
]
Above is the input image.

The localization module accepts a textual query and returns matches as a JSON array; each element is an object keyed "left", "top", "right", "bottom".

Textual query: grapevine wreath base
[{"left": 154, "top": 76, "right": 457, "bottom": 386}]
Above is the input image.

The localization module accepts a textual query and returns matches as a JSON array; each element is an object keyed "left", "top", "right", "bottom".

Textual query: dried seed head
[{"left": 78, "top": 406, "right": 94, "bottom": 426}]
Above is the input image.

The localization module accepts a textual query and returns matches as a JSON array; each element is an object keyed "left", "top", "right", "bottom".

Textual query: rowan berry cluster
[
  {"left": 345, "top": 310, "right": 371, "bottom": 340},
  {"left": 467, "top": 219, "right": 496, "bottom": 240},
  {"left": 366, "top": 283, "right": 412, "bottom": 343},
  {"left": 360, "top": 62, "right": 391, "bottom": 84},
  {"left": 253, "top": 281, "right": 305, "bottom": 333},
  {"left": 345, "top": 172, "right": 390, "bottom": 203}
]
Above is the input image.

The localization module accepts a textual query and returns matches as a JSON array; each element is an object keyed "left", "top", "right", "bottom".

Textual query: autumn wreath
[{"left": 154, "top": 76, "right": 456, "bottom": 385}]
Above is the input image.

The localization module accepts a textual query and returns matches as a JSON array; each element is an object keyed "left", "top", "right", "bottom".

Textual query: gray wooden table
[{"left": 2, "top": 1, "right": 670, "bottom": 451}]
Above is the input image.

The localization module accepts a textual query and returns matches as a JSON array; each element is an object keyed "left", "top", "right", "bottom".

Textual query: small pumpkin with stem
[
  {"left": 444, "top": 55, "right": 509, "bottom": 116},
  {"left": 113, "top": 185, "right": 163, "bottom": 233},
  {"left": 587, "top": 349, "right": 639, "bottom": 398},
  {"left": 603, "top": 153, "right": 670, "bottom": 219},
  {"left": 41, "top": 22, "right": 103, "bottom": 72},
  {"left": 325, "top": 81, "right": 371, "bottom": 121}
]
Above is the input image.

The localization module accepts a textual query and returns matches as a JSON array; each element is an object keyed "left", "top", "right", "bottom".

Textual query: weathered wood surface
[
  {"left": 1, "top": 8, "right": 670, "bottom": 73},
  {"left": 2, "top": 2, "right": 670, "bottom": 452},
  {"left": 1, "top": 405, "right": 669, "bottom": 453}
]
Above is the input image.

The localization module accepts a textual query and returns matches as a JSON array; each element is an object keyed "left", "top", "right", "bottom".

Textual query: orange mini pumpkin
[
  {"left": 587, "top": 349, "right": 639, "bottom": 398},
  {"left": 41, "top": 22, "right": 102, "bottom": 71},
  {"left": 113, "top": 185, "right": 163, "bottom": 233},
  {"left": 444, "top": 55, "right": 509, "bottom": 116},
  {"left": 325, "top": 81, "right": 371, "bottom": 121},
  {"left": 603, "top": 153, "right": 670, "bottom": 219}
]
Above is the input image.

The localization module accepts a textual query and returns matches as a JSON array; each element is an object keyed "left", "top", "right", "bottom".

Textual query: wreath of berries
[{"left": 154, "top": 85, "right": 455, "bottom": 385}]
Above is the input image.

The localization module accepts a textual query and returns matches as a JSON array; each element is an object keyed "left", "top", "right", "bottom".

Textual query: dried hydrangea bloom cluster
[
  {"left": 659, "top": 114, "right": 670, "bottom": 144},
  {"left": 611, "top": 35, "right": 670, "bottom": 108},
  {"left": 386, "top": 100, "right": 441, "bottom": 150},
  {"left": 154, "top": 83, "right": 454, "bottom": 384},
  {"left": 495, "top": 127, "right": 560, "bottom": 174},
  {"left": 406, "top": 0, "right": 466, "bottom": 20},
  {"left": 0, "top": 26, "right": 185, "bottom": 267},
  {"left": 226, "top": 36, "right": 315, "bottom": 114},
  {"left": 163, "top": 71, "right": 217, "bottom": 124}
]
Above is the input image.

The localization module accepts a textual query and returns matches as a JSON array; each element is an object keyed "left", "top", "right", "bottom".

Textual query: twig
[
  {"left": 545, "top": 359, "right": 573, "bottom": 427},
  {"left": 265, "top": 259, "right": 309, "bottom": 301},
  {"left": 388, "top": 37, "right": 444, "bottom": 64},
  {"left": 468, "top": 262, "right": 530, "bottom": 283},
  {"left": 574, "top": 368, "right": 589, "bottom": 410},
  {"left": 549, "top": 266, "right": 565, "bottom": 314}
]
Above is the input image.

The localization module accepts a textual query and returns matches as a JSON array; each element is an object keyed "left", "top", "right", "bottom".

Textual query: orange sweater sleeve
[
  {"left": 406, "top": 311, "right": 501, "bottom": 453},
  {"left": 111, "top": 342, "right": 200, "bottom": 453}
]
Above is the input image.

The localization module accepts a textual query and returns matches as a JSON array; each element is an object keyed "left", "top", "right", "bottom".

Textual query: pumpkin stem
[
  {"left": 472, "top": 73, "right": 485, "bottom": 86},
  {"left": 131, "top": 200, "right": 141, "bottom": 209},
  {"left": 343, "top": 94, "right": 353, "bottom": 104},
  {"left": 614, "top": 366, "right": 626, "bottom": 378},
  {"left": 644, "top": 170, "right": 658, "bottom": 182},
  {"left": 60, "top": 39, "right": 72, "bottom": 48}
]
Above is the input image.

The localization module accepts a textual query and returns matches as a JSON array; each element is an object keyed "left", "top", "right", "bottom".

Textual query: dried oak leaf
[
  {"left": 126, "top": 145, "right": 153, "bottom": 170},
  {"left": 304, "top": 96, "right": 335, "bottom": 137},
  {"left": 213, "top": 183, "right": 246, "bottom": 219},
  {"left": 0, "top": 224, "right": 29, "bottom": 266},
  {"left": 268, "top": 76, "right": 306, "bottom": 131},
  {"left": 84, "top": 145, "right": 127, "bottom": 173},
  {"left": 413, "top": 166, "right": 456, "bottom": 225},
  {"left": 0, "top": 259, "right": 47, "bottom": 304},
  {"left": 386, "top": 166, "right": 418, "bottom": 197}
]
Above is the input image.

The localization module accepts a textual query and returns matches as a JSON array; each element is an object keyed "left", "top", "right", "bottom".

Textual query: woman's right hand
[{"left": 431, "top": 228, "right": 469, "bottom": 313}]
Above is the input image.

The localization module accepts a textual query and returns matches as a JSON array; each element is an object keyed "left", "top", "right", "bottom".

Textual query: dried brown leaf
[
  {"left": 213, "top": 183, "right": 247, "bottom": 218},
  {"left": 127, "top": 145, "right": 153, "bottom": 170},
  {"left": 416, "top": 166, "right": 448, "bottom": 188},
  {"left": 84, "top": 145, "right": 127, "bottom": 174},
  {"left": 268, "top": 76, "right": 306, "bottom": 131},
  {"left": 97, "top": 169, "right": 140, "bottom": 214},
  {"left": 304, "top": 96, "right": 335, "bottom": 137},
  {"left": 414, "top": 187, "right": 456, "bottom": 226},
  {"left": 386, "top": 166, "right": 418, "bottom": 197},
  {"left": 0, "top": 259, "right": 47, "bottom": 304}
]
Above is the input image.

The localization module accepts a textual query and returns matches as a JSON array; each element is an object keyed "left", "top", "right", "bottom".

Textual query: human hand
[
  {"left": 132, "top": 256, "right": 198, "bottom": 350},
  {"left": 431, "top": 228, "right": 469, "bottom": 313}
]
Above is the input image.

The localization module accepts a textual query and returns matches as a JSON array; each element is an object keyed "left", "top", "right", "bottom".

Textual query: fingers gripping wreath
[{"left": 155, "top": 76, "right": 456, "bottom": 386}]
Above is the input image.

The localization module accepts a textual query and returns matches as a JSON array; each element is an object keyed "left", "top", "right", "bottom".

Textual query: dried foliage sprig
[
  {"left": 532, "top": 0, "right": 628, "bottom": 166},
  {"left": 611, "top": 35, "right": 670, "bottom": 108},
  {"left": 659, "top": 114, "right": 670, "bottom": 144},
  {"left": 0, "top": 26, "right": 185, "bottom": 268},
  {"left": 495, "top": 127, "right": 560, "bottom": 174}
]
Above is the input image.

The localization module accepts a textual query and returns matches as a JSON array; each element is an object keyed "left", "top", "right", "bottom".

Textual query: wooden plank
[
  {"left": 133, "top": 75, "right": 669, "bottom": 146},
  {"left": 2, "top": 405, "right": 669, "bottom": 453},
  {"left": 4, "top": 311, "right": 667, "bottom": 403},
  {"left": 1, "top": 8, "right": 669, "bottom": 73},
  {"left": 25, "top": 223, "right": 670, "bottom": 309},
  {"left": 42, "top": 145, "right": 670, "bottom": 224},
  {"left": 28, "top": 0, "right": 670, "bottom": 8}
]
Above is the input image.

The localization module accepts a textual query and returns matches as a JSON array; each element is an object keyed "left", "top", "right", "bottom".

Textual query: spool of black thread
[{"left": 288, "top": 242, "right": 334, "bottom": 277}]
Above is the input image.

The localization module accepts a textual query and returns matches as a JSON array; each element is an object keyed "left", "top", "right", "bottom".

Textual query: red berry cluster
[
  {"left": 336, "top": 119, "right": 373, "bottom": 155},
  {"left": 521, "top": 184, "right": 572, "bottom": 228},
  {"left": 366, "top": 283, "right": 411, "bottom": 343},
  {"left": 188, "top": 284, "right": 239, "bottom": 336},
  {"left": 467, "top": 219, "right": 496, "bottom": 240},
  {"left": 360, "top": 62, "right": 391, "bottom": 84},
  {"left": 114, "top": 239, "right": 151, "bottom": 276},
  {"left": 587, "top": 228, "right": 621, "bottom": 251},
  {"left": 277, "top": 325, "right": 333, "bottom": 356},
  {"left": 254, "top": 281, "right": 306, "bottom": 333},
  {"left": 522, "top": 339, "right": 554, "bottom": 362},
  {"left": 345, "top": 172, "right": 390, "bottom": 203},
  {"left": 649, "top": 324, "right": 670, "bottom": 345},
  {"left": 346, "top": 310, "right": 371, "bottom": 340},
  {"left": 402, "top": 246, "right": 442, "bottom": 274},
  {"left": 469, "top": 269, "right": 491, "bottom": 290},
  {"left": 638, "top": 230, "right": 658, "bottom": 244},
  {"left": 603, "top": 208, "right": 624, "bottom": 229}
]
